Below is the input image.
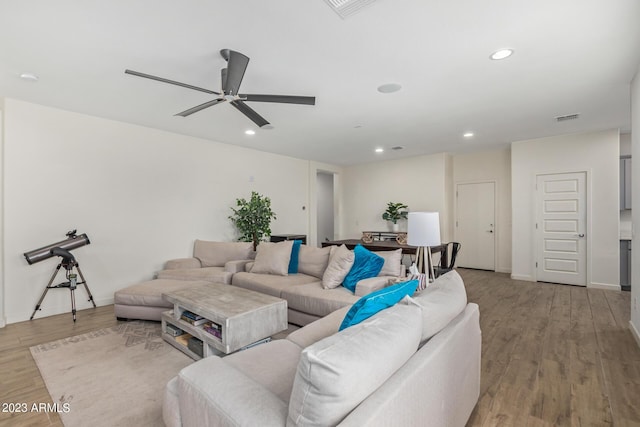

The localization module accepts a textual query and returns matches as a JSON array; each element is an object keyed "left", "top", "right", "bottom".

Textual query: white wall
[
  {"left": 342, "top": 153, "right": 450, "bottom": 241},
  {"left": 631, "top": 67, "right": 640, "bottom": 345},
  {"left": 0, "top": 100, "right": 5, "bottom": 327},
  {"left": 453, "top": 147, "right": 512, "bottom": 273},
  {"left": 621, "top": 133, "right": 632, "bottom": 156},
  {"left": 316, "top": 172, "right": 334, "bottom": 244},
  {"left": 511, "top": 129, "right": 620, "bottom": 288},
  {"left": 2, "top": 99, "right": 312, "bottom": 323}
]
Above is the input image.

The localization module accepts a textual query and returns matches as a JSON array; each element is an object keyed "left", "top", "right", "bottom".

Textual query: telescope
[{"left": 24, "top": 230, "right": 90, "bottom": 265}]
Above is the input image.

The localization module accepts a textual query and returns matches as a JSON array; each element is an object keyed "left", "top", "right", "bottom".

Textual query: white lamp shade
[{"left": 407, "top": 212, "right": 441, "bottom": 247}]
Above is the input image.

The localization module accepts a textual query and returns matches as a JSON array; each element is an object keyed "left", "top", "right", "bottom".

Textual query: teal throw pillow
[
  {"left": 342, "top": 244, "right": 384, "bottom": 292},
  {"left": 339, "top": 279, "right": 419, "bottom": 330},
  {"left": 288, "top": 240, "right": 302, "bottom": 274}
]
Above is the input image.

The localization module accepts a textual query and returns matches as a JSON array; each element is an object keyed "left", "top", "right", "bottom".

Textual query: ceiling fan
[{"left": 125, "top": 49, "right": 316, "bottom": 128}]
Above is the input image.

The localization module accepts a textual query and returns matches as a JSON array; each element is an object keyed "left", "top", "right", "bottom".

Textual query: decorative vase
[{"left": 389, "top": 222, "right": 400, "bottom": 232}]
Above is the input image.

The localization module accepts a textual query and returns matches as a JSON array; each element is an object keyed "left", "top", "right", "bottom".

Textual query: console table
[{"left": 321, "top": 239, "right": 449, "bottom": 268}]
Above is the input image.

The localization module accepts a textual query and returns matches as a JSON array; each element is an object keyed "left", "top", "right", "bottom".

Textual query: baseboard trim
[
  {"left": 510, "top": 274, "right": 534, "bottom": 282},
  {"left": 0, "top": 316, "right": 5, "bottom": 328},
  {"left": 496, "top": 268, "right": 511, "bottom": 274},
  {"left": 630, "top": 321, "right": 640, "bottom": 349},
  {"left": 589, "top": 282, "right": 621, "bottom": 291}
]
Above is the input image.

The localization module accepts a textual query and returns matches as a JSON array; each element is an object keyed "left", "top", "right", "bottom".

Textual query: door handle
[
  {"left": 487, "top": 230, "right": 493, "bottom": 233},
  {"left": 575, "top": 233, "right": 585, "bottom": 238}
]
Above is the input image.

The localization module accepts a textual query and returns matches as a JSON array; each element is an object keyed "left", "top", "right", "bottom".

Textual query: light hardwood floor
[{"left": 1, "top": 270, "right": 639, "bottom": 426}]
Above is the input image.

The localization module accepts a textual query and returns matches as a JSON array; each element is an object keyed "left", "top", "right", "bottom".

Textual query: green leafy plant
[
  {"left": 229, "top": 191, "right": 277, "bottom": 250},
  {"left": 381, "top": 202, "right": 409, "bottom": 224}
]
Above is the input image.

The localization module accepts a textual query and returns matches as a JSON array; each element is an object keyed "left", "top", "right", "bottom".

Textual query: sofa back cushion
[
  {"left": 405, "top": 270, "right": 468, "bottom": 345},
  {"left": 250, "top": 241, "right": 294, "bottom": 276},
  {"left": 375, "top": 249, "right": 403, "bottom": 277},
  {"left": 194, "top": 240, "right": 254, "bottom": 267},
  {"left": 297, "top": 245, "right": 331, "bottom": 279},
  {"left": 287, "top": 304, "right": 422, "bottom": 427}
]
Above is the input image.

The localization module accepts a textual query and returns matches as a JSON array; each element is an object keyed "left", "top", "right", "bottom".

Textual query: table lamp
[{"left": 407, "top": 212, "right": 441, "bottom": 281}]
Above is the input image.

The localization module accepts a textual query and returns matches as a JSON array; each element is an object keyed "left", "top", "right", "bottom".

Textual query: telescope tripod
[{"left": 30, "top": 257, "right": 96, "bottom": 322}]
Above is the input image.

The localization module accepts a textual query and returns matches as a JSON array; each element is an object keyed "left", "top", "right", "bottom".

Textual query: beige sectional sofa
[
  {"left": 163, "top": 271, "right": 481, "bottom": 427},
  {"left": 231, "top": 242, "right": 406, "bottom": 326}
]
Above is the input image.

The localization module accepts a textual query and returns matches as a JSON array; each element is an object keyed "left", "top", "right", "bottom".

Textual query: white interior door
[
  {"left": 456, "top": 182, "right": 496, "bottom": 270},
  {"left": 536, "top": 172, "right": 587, "bottom": 286}
]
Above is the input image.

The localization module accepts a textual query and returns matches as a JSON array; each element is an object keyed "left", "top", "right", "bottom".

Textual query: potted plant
[
  {"left": 382, "top": 202, "right": 408, "bottom": 231},
  {"left": 229, "top": 191, "right": 277, "bottom": 250}
]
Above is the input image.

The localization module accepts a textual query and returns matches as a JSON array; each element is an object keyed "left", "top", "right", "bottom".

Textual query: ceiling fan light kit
[{"left": 125, "top": 49, "right": 316, "bottom": 128}]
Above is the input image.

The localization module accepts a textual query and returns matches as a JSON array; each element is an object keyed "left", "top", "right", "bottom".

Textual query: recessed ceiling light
[
  {"left": 489, "top": 49, "right": 514, "bottom": 60},
  {"left": 377, "top": 83, "right": 402, "bottom": 93},
  {"left": 463, "top": 132, "right": 474, "bottom": 138},
  {"left": 245, "top": 130, "right": 256, "bottom": 135},
  {"left": 20, "top": 72, "right": 39, "bottom": 82},
  {"left": 375, "top": 148, "right": 384, "bottom": 153}
]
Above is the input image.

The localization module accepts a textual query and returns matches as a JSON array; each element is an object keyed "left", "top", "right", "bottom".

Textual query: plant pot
[{"left": 389, "top": 222, "right": 400, "bottom": 232}]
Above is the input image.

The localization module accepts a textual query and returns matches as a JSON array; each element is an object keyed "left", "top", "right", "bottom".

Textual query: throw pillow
[
  {"left": 342, "top": 245, "right": 384, "bottom": 293},
  {"left": 249, "top": 241, "right": 294, "bottom": 276},
  {"left": 339, "top": 279, "right": 419, "bottom": 330},
  {"left": 375, "top": 248, "right": 403, "bottom": 277},
  {"left": 288, "top": 304, "right": 422, "bottom": 427},
  {"left": 298, "top": 245, "right": 331, "bottom": 279},
  {"left": 321, "top": 245, "right": 355, "bottom": 289},
  {"left": 288, "top": 240, "right": 302, "bottom": 274}
]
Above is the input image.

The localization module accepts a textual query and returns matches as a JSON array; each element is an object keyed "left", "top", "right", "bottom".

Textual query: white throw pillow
[
  {"left": 250, "top": 241, "right": 294, "bottom": 276},
  {"left": 375, "top": 249, "right": 403, "bottom": 277},
  {"left": 321, "top": 245, "right": 354, "bottom": 289},
  {"left": 287, "top": 304, "right": 422, "bottom": 427},
  {"left": 404, "top": 270, "right": 468, "bottom": 345}
]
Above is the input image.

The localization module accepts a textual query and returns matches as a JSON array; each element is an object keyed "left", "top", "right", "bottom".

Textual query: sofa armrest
[
  {"left": 175, "top": 356, "right": 288, "bottom": 427},
  {"left": 164, "top": 257, "right": 202, "bottom": 270},
  {"left": 355, "top": 276, "right": 394, "bottom": 297},
  {"left": 224, "top": 259, "right": 253, "bottom": 274}
]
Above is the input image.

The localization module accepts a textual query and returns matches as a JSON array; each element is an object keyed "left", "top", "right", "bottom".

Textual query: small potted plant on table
[{"left": 382, "top": 202, "right": 408, "bottom": 232}]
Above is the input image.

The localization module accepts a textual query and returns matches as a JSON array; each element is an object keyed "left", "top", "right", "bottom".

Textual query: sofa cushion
[
  {"left": 339, "top": 279, "right": 419, "bottom": 330},
  {"left": 375, "top": 249, "right": 403, "bottom": 277},
  {"left": 288, "top": 240, "right": 303, "bottom": 274},
  {"left": 282, "top": 282, "right": 358, "bottom": 318},
  {"left": 342, "top": 245, "right": 384, "bottom": 292},
  {"left": 114, "top": 279, "right": 212, "bottom": 308},
  {"left": 251, "top": 241, "right": 294, "bottom": 276},
  {"left": 232, "top": 272, "right": 319, "bottom": 298},
  {"left": 297, "top": 245, "right": 331, "bottom": 279},
  {"left": 404, "top": 270, "right": 468, "bottom": 345},
  {"left": 156, "top": 266, "right": 232, "bottom": 284},
  {"left": 194, "top": 240, "right": 253, "bottom": 267},
  {"left": 287, "top": 304, "right": 422, "bottom": 427},
  {"left": 322, "top": 245, "right": 354, "bottom": 289},
  {"left": 225, "top": 339, "right": 302, "bottom": 403}
]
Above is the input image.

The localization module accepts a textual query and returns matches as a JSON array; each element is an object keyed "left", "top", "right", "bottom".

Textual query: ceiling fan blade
[
  {"left": 221, "top": 68, "right": 228, "bottom": 94},
  {"left": 240, "top": 94, "right": 316, "bottom": 105},
  {"left": 175, "top": 99, "right": 224, "bottom": 117},
  {"left": 230, "top": 100, "right": 270, "bottom": 127},
  {"left": 125, "top": 69, "right": 219, "bottom": 95},
  {"left": 223, "top": 50, "right": 249, "bottom": 96}
]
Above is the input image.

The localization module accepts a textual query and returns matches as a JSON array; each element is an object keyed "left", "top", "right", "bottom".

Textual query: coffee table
[{"left": 161, "top": 282, "right": 287, "bottom": 360}]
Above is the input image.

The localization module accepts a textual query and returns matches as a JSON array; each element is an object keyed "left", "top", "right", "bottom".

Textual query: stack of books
[
  {"left": 203, "top": 321, "right": 222, "bottom": 339},
  {"left": 175, "top": 333, "right": 193, "bottom": 347},
  {"left": 180, "top": 310, "right": 207, "bottom": 326}
]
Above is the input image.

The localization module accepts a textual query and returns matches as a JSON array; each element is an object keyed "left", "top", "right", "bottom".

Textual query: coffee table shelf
[{"left": 161, "top": 283, "right": 287, "bottom": 360}]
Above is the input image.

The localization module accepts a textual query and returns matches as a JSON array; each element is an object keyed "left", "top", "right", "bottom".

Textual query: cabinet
[{"left": 620, "top": 157, "right": 632, "bottom": 210}]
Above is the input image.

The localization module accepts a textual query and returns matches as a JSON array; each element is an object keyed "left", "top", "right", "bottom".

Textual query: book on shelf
[
  {"left": 175, "top": 333, "right": 193, "bottom": 346},
  {"left": 180, "top": 315, "right": 208, "bottom": 326},
  {"left": 180, "top": 310, "right": 205, "bottom": 321},
  {"left": 203, "top": 322, "right": 222, "bottom": 338}
]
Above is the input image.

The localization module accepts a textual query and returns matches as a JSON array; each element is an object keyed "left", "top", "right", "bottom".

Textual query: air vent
[
  {"left": 323, "top": 0, "right": 379, "bottom": 18},
  {"left": 391, "top": 146, "right": 404, "bottom": 151},
  {"left": 555, "top": 113, "right": 580, "bottom": 122}
]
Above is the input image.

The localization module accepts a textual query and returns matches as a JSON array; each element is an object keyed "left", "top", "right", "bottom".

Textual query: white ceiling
[{"left": 1, "top": 0, "right": 639, "bottom": 166}]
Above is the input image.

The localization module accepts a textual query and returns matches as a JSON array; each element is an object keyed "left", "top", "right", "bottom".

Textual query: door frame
[
  {"left": 533, "top": 170, "right": 591, "bottom": 285},
  {"left": 454, "top": 180, "right": 498, "bottom": 271}
]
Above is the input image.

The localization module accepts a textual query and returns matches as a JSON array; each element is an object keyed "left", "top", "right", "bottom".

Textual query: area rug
[{"left": 30, "top": 321, "right": 191, "bottom": 427}]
